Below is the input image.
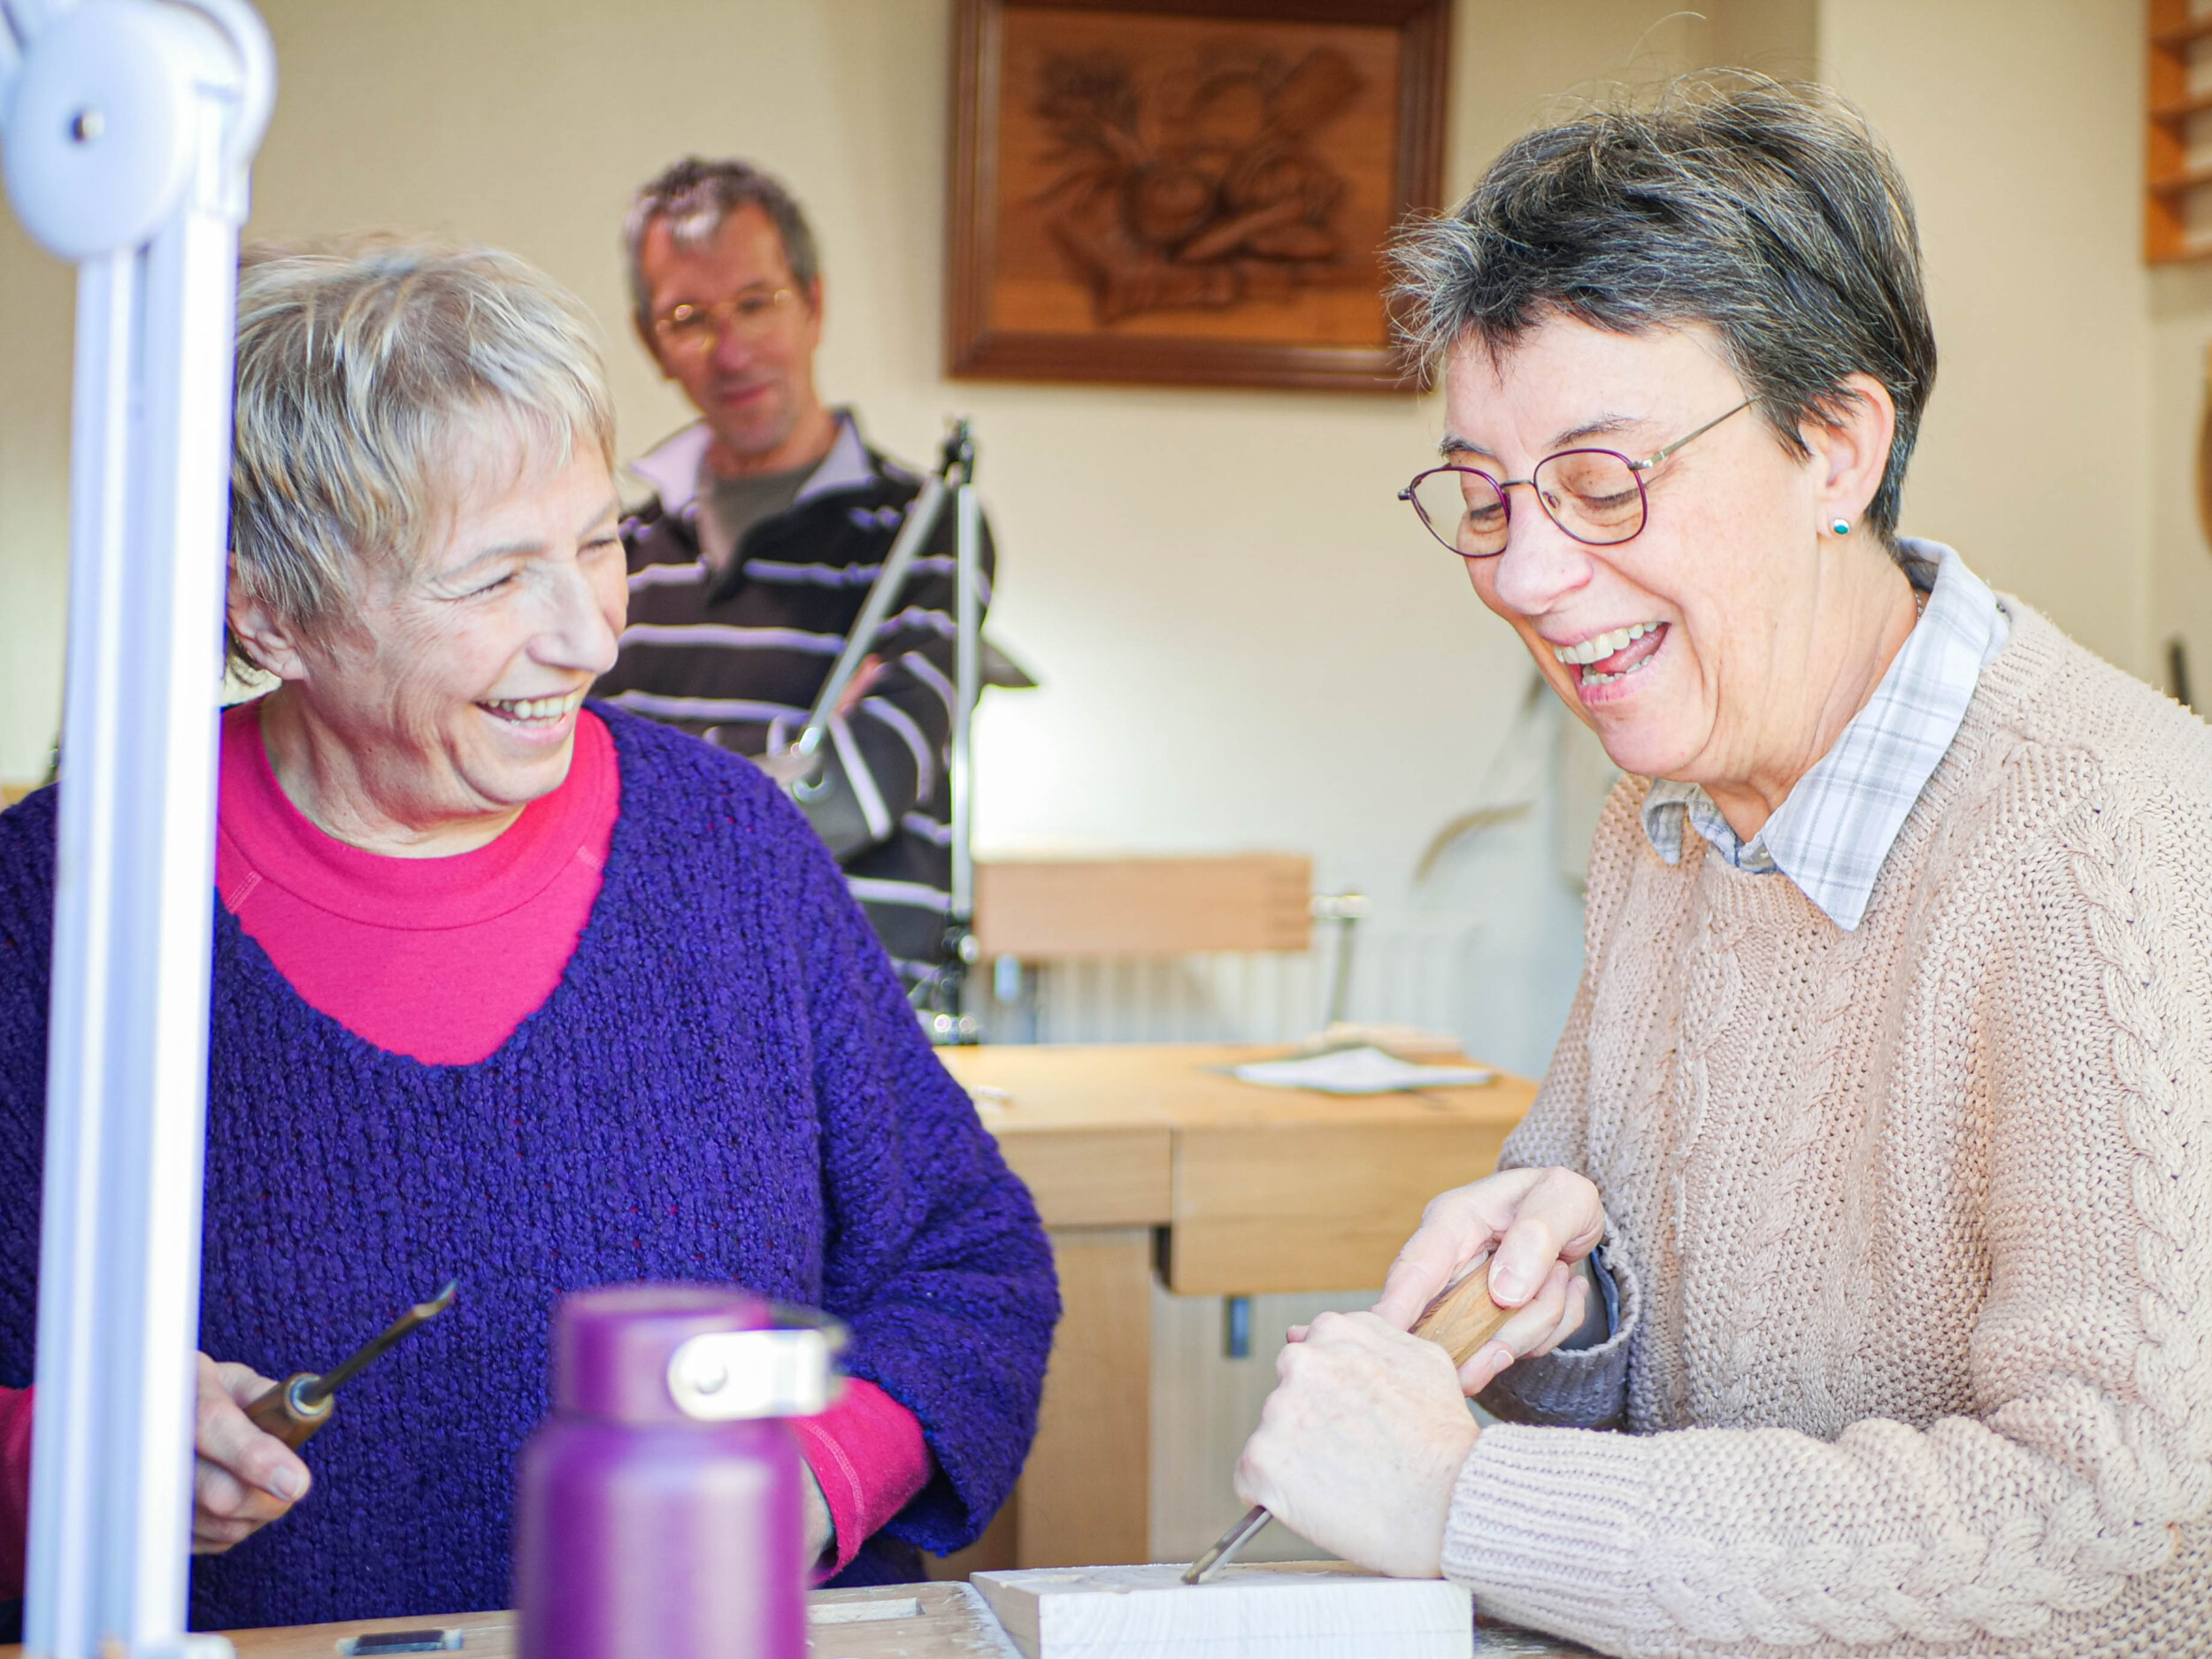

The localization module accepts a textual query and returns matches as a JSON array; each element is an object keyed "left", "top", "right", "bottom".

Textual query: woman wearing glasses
[{"left": 1235, "top": 79, "right": 2212, "bottom": 1657}]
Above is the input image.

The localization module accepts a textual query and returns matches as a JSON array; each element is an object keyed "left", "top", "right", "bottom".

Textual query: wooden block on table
[{"left": 972, "top": 1562, "right": 1472, "bottom": 1659}]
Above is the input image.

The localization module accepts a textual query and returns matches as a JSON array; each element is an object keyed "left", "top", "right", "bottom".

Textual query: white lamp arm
[{"left": 3, "top": 0, "right": 271, "bottom": 259}]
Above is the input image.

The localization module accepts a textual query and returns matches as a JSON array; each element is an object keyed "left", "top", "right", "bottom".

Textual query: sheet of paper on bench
[
  {"left": 972, "top": 1562, "right": 1473, "bottom": 1659},
  {"left": 1232, "top": 1046, "right": 1494, "bottom": 1095}
]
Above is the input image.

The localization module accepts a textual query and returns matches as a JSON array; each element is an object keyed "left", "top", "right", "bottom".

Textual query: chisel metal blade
[
  {"left": 1182, "top": 1503, "right": 1271, "bottom": 1585},
  {"left": 297, "top": 1278, "right": 458, "bottom": 1407}
]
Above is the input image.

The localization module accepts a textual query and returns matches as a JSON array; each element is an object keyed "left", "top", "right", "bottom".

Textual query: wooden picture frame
[{"left": 946, "top": 0, "right": 1450, "bottom": 393}]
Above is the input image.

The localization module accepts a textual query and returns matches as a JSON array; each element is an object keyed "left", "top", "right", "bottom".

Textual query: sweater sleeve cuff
[
  {"left": 1477, "top": 1239, "right": 1641, "bottom": 1430},
  {"left": 787, "top": 1378, "right": 933, "bottom": 1580},
  {"left": 0, "top": 1385, "right": 33, "bottom": 1601},
  {"left": 1442, "top": 1423, "right": 1656, "bottom": 1652}
]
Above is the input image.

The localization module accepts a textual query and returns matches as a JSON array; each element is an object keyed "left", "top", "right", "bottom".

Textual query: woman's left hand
[
  {"left": 1371, "top": 1166, "right": 1606, "bottom": 1394},
  {"left": 1233, "top": 1311, "right": 1478, "bottom": 1578}
]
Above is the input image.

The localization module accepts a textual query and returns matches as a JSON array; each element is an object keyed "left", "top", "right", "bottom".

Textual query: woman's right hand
[
  {"left": 1369, "top": 1167, "right": 1607, "bottom": 1396},
  {"left": 193, "top": 1352, "right": 311, "bottom": 1554}
]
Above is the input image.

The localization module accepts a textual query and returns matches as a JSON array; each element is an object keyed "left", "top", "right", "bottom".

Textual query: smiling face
[
  {"left": 1444, "top": 316, "right": 1872, "bottom": 795},
  {"left": 637, "top": 204, "right": 826, "bottom": 472},
  {"left": 249, "top": 430, "right": 627, "bottom": 849}
]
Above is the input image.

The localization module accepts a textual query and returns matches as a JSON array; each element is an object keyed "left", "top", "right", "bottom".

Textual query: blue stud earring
[{"left": 1830, "top": 517, "right": 1852, "bottom": 536}]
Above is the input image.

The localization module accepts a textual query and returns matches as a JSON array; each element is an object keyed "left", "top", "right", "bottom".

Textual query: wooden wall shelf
[
  {"left": 2154, "top": 87, "right": 2212, "bottom": 124},
  {"left": 2148, "top": 0, "right": 2212, "bottom": 260},
  {"left": 2155, "top": 14, "right": 2212, "bottom": 49},
  {"left": 2153, "top": 160, "right": 2212, "bottom": 197}
]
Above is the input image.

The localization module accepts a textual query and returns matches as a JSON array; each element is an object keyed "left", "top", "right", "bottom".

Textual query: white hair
[{"left": 228, "top": 237, "right": 616, "bottom": 664}]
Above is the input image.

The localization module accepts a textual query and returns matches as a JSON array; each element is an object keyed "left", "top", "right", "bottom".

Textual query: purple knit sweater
[{"left": 0, "top": 705, "right": 1058, "bottom": 1632}]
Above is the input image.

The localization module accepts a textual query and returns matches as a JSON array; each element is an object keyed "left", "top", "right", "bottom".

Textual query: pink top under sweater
[
  {"left": 214, "top": 699, "right": 619, "bottom": 1066},
  {"left": 0, "top": 703, "right": 930, "bottom": 1592}
]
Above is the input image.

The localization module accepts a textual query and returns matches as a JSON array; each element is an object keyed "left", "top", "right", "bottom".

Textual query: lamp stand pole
[{"left": 2, "top": 2, "right": 273, "bottom": 1652}]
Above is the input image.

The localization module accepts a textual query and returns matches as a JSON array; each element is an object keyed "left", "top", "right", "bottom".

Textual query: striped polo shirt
[{"left": 595, "top": 412, "right": 995, "bottom": 988}]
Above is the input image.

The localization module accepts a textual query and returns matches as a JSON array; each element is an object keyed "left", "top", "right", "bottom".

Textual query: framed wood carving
[{"left": 946, "top": 0, "right": 1450, "bottom": 393}]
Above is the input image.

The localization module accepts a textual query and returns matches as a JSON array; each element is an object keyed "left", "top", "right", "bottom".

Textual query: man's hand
[
  {"left": 749, "top": 656, "right": 886, "bottom": 790},
  {"left": 194, "top": 1353, "right": 310, "bottom": 1554},
  {"left": 1233, "top": 1313, "right": 1477, "bottom": 1578},
  {"left": 1371, "top": 1167, "right": 1607, "bottom": 1394},
  {"left": 834, "top": 655, "right": 886, "bottom": 718}
]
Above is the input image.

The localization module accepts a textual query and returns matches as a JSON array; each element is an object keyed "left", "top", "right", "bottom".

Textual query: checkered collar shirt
[{"left": 1640, "top": 539, "right": 2009, "bottom": 932}]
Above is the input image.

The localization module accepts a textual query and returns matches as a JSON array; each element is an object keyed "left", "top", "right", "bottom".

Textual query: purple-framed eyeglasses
[{"left": 1399, "top": 400, "right": 1751, "bottom": 558}]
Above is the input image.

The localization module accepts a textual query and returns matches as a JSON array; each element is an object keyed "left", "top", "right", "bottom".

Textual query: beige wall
[
  {"left": 2150, "top": 278, "right": 2212, "bottom": 704},
  {"left": 0, "top": 211, "right": 72, "bottom": 786},
  {"left": 0, "top": 0, "right": 2177, "bottom": 1058},
  {"left": 1823, "top": 0, "right": 2154, "bottom": 674}
]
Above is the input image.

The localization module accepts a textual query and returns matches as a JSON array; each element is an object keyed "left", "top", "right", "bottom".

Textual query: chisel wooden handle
[
  {"left": 1408, "top": 1258, "right": 1515, "bottom": 1367},
  {"left": 245, "top": 1372, "right": 334, "bottom": 1450}
]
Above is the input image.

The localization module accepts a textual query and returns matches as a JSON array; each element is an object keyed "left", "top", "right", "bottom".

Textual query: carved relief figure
[{"left": 1032, "top": 44, "right": 1363, "bottom": 322}]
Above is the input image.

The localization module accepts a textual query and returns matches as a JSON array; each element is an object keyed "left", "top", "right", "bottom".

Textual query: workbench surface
[{"left": 0, "top": 1579, "right": 1598, "bottom": 1656}]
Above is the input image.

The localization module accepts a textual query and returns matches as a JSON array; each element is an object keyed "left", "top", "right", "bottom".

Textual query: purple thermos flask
[{"left": 514, "top": 1283, "right": 844, "bottom": 1659}]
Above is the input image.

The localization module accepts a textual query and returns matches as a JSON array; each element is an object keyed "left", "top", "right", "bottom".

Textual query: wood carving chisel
[
  {"left": 244, "top": 1279, "right": 458, "bottom": 1449},
  {"left": 1182, "top": 1260, "right": 1515, "bottom": 1585}
]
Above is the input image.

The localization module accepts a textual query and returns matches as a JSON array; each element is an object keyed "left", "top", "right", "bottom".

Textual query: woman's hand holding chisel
[
  {"left": 192, "top": 1352, "right": 311, "bottom": 1554},
  {"left": 1230, "top": 1166, "right": 1609, "bottom": 1577}
]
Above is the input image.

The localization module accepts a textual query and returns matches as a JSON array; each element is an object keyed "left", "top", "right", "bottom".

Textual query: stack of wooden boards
[{"left": 971, "top": 1562, "right": 1475, "bottom": 1659}]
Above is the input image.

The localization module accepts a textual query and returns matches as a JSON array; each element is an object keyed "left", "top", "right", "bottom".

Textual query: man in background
[{"left": 596, "top": 158, "right": 992, "bottom": 995}]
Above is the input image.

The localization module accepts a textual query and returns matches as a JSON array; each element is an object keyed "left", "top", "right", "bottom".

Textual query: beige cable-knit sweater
[{"left": 1448, "top": 603, "right": 2212, "bottom": 1656}]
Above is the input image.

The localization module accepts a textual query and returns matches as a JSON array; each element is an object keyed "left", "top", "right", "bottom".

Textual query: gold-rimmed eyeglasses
[
  {"left": 1399, "top": 400, "right": 1752, "bottom": 558},
  {"left": 651, "top": 287, "right": 799, "bottom": 356}
]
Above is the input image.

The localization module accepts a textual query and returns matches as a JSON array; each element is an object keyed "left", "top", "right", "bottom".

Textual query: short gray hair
[
  {"left": 228, "top": 238, "right": 615, "bottom": 667},
  {"left": 1390, "top": 75, "right": 1935, "bottom": 546},
  {"left": 622, "top": 157, "right": 819, "bottom": 335}
]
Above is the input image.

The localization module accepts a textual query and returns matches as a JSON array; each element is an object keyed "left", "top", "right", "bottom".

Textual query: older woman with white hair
[
  {"left": 0, "top": 242, "right": 1056, "bottom": 1631},
  {"left": 1234, "top": 81, "right": 2212, "bottom": 1657}
]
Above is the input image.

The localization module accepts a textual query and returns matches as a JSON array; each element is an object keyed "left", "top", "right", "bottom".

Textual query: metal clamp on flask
[{"left": 666, "top": 1308, "right": 846, "bottom": 1422}]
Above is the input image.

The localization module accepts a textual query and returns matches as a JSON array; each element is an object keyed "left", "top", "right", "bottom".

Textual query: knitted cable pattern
[
  {"left": 1712, "top": 906, "right": 1860, "bottom": 1433},
  {"left": 1442, "top": 605, "right": 2212, "bottom": 1658},
  {"left": 2060, "top": 779, "right": 2212, "bottom": 1533},
  {"left": 1638, "top": 770, "right": 2206, "bottom": 1647},
  {"left": 1657, "top": 883, "right": 1743, "bottom": 1429}
]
